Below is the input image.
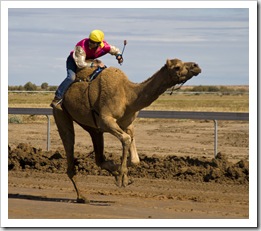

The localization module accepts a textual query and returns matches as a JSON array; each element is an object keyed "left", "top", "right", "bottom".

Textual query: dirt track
[{"left": 8, "top": 119, "right": 249, "bottom": 221}]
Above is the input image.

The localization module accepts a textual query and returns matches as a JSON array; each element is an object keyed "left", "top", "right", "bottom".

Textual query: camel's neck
[{"left": 130, "top": 65, "right": 177, "bottom": 111}]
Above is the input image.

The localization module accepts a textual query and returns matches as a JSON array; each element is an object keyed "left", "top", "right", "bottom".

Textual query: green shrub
[
  {"left": 48, "top": 86, "right": 58, "bottom": 91},
  {"left": 8, "top": 116, "right": 23, "bottom": 124},
  {"left": 41, "top": 82, "right": 49, "bottom": 90},
  {"left": 24, "top": 82, "right": 37, "bottom": 91}
]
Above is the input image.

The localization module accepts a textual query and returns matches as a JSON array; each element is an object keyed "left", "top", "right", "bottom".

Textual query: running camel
[{"left": 53, "top": 58, "right": 202, "bottom": 203}]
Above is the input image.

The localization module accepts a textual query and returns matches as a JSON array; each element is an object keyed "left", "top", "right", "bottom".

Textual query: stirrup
[
  {"left": 55, "top": 98, "right": 63, "bottom": 106},
  {"left": 50, "top": 98, "right": 63, "bottom": 108}
]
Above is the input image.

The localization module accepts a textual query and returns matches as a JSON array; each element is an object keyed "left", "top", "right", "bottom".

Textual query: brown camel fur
[{"left": 53, "top": 58, "right": 201, "bottom": 203}]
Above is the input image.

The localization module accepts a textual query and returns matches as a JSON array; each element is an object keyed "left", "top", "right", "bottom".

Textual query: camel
[{"left": 53, "top": 58, "right": 201, "bottom": 203}]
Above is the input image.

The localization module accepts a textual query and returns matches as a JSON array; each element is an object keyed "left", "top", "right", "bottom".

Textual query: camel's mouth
[
  {"left": 191, "top": 70, "right": 201, "bottom": 76},
  {"left": 186, "top": 63, "right": 201, "bottom": 77}
]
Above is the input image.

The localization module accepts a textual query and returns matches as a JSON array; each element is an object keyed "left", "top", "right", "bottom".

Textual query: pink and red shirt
[{"left": 70, "top": 38, "right": 111, "bottom": 59}]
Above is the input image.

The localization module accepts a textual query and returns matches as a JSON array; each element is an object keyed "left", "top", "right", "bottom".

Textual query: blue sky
[{"left": 7, "top": 4, "right": 251, "bottom": 86}]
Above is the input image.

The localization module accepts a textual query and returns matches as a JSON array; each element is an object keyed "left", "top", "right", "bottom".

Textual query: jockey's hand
[{"left": 116, "top": 54, "right": 123, "bottom": 64}]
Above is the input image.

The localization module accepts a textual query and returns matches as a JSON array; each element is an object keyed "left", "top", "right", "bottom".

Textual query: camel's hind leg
[
  {"left": 125, "top": 124, "right": 140, "bottom": 166},
  {"left": 79, "top": 124, "right": 120, "bottom": 175},
  {"left": 53, "top": 108, "right": 87, "bottom": 203}
]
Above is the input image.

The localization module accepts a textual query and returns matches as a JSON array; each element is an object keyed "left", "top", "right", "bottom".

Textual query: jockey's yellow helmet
[{"left": 89, "top": 30, "right": 105, "bottom": 48}]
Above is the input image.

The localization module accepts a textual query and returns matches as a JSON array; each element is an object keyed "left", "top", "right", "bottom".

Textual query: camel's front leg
[
  {"left": 116, "top": 132, "right": 132, "bottom": 187},
  {"left": 53, "top": 108, "right": 88, "bottom": 203},
  {"left": 100, "top": 116, "right": 131, "bottom": 187}
]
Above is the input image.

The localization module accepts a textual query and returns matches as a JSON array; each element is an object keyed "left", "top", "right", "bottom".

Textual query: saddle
[
  {"left": 89, "top": 66, "right": 107, "bottom": 81},
  {"left": 75, "top": 66, "right": 107, "bottom": 82}
]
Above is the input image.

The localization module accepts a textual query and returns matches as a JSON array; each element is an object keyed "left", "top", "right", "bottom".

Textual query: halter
[
  {"left": 164, "top": 64, "right": 188, "bottom": 95},
  {"left": 169, "top": 80, "right": 188, "bottom": 95}
]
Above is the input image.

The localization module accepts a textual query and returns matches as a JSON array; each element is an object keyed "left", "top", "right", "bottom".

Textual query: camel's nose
[{"left": 193, "top": 63, "right": 201, "bottom": 73}]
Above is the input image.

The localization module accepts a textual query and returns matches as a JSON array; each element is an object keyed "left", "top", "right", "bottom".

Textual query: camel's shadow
[{"left": 8, "top": 193, "right": 115, "bottom": 206}]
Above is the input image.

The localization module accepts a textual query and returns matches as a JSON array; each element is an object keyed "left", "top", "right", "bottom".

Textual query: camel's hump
[
  {"left": 97, "top": 66, "right": 128, "bottom": 81},
  {"left": 102, "top": 66, "right": 125, "bottom": 74}
]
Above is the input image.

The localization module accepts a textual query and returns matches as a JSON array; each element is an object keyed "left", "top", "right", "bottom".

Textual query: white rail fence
[{"left": 8, "top": 108, "right": 249, "bottom": 157}]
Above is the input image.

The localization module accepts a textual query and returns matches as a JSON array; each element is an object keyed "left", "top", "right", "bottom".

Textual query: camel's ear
[
  {"left": 166, "top": 59, "right": 180, "bottom": 70},
  {"left": 166, "top": 58, "right": 183, "bottom": 71},
  {"left": 166, "top": 59, "right": 172, "bottom": 69}
]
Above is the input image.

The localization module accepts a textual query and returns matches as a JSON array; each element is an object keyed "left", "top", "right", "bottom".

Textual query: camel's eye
[{"left": 174, "top": 66, "right": 180, "bottom": 71}]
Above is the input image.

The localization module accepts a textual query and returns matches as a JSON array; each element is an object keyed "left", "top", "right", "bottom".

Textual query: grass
[
  {"left": 147, "top": 94, "right": 249, "bottom": 112},
  {"left": 8, "top": 92, "right": 249, "bottom": 112},
  {"left": 8, "top": 92, "right": 54, "bottom": 108}
]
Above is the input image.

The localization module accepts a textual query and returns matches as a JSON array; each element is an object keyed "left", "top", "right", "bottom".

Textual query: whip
[
  {"left": 120, "top": 40, "right": 127, "bottom": 65},
  {"left": 122, "top": 40, "right": 127, "bottom": 56}
]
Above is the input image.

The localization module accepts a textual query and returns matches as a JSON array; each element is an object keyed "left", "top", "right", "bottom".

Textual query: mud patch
[{"left": 8, "top": 143, "right": 249, "bottom": 185}]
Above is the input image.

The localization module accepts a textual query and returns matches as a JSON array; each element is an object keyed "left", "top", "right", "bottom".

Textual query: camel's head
[{"left": 166, "top": 59, "right": 201, "bottom": 83}]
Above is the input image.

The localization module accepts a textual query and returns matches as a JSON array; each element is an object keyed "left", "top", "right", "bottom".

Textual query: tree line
[
  {"left": 8, "top": 82, "right": 57, "bottom": 91},
  {"left": 186, "top": 85, "right": 248, "bottom": 93},
  {"left": 9, "top": 82, "right": 248, "bottom": 94}
]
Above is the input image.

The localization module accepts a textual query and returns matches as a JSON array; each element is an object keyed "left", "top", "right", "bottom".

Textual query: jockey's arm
[
  {"left": 109, "top": 45, "right": 123, "bottom": 64},
  {"left": 73, "top": 46, "right": 93, "bottom": 69},
  {"left": 109, "top": 45, "right": 121, "bottom": 56}
]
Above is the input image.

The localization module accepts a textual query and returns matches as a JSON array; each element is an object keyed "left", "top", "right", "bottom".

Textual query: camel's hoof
[
  {"left": 76, "top": 197, "right": 90, "bottom": 204},
  {"left": 128, "top": 177, "right": 134, "bottom": 185},
  {"left": 115, "top": 174, "right": 133, "bottom": 187},
  {"left": 123, "top": 174, "right": 129, "bottom": 187}
]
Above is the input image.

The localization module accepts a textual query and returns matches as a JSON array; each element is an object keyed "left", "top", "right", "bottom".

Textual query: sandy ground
[{"left": 7, "top": 118, "right": 249, "bottom": 225}]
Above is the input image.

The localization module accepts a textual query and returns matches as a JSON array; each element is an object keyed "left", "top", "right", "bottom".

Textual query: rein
[{"left": 169, "top": 80, "right": 187, "bottom": 95}]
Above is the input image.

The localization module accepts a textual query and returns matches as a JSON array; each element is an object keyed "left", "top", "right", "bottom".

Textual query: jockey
[{"left": 50, "top": 29, "right": 123, "bottom": 108}]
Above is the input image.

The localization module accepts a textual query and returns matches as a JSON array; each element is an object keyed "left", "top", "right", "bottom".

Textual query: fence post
[
  {"left": 214, "top": 120, "right": 218, "bottom": 158},
  {"left": 46, "top": 115, "right": 50, "bottom": 151}
]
